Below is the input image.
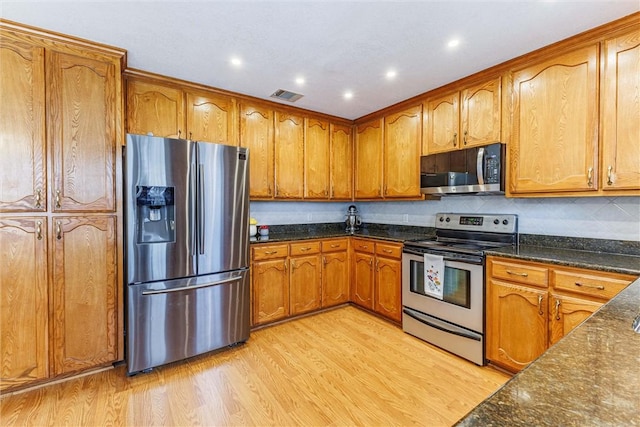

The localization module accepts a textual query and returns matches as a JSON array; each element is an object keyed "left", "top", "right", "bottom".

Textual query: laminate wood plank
[{"left": 0, "top": 306, "right": 510, "bottom": 426}]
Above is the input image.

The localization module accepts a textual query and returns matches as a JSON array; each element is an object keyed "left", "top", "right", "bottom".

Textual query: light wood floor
[{"left": 0, "top": 306, "right": 510, "bottom": 426}]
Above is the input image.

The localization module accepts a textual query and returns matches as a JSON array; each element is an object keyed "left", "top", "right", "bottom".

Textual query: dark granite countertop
[
  {"left": 249, "top": 223, "right": 435, "bottom": 244},
  {"left": 456, "top": 276, "right": 640, "bottom": 427},
  {"left": 486, "top": 245, "right": 640, "bottom": 276}
]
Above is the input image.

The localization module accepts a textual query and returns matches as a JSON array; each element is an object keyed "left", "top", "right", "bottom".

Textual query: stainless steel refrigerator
[{"left": 124, "top": 133, "right": 250, "bottom": 375}]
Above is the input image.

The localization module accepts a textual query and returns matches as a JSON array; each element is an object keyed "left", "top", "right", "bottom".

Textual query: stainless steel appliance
[
  {"left": 124, "top": 133, "right": 250, "bottom": 375},
  {"left": 345, "top": 204, "right": 361, "bottom": 233},
  {"left": 402, "top": 213, "right": 517, "bottom": 365},
  {"left": 420, "top": 142, "right": 505, "bottom": 195}
]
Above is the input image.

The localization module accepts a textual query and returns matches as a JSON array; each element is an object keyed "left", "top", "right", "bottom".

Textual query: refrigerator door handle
[
  {"left": 141, "top": 274, "right": 243, "bottom": 295},
  {"left": 190, "top": 167, "right": 197, "bottom": 255},
  {"left": 198, "top": 164, "right": 205, "bottom": 254}
]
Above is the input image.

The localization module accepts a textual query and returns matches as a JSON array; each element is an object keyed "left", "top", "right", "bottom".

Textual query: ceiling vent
[{"left": 270, "top": 89, "right": 304, "bottom": 103}]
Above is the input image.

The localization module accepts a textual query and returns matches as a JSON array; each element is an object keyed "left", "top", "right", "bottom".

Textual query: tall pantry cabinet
[{"left": 0, "top": 20, "right": 125, "bottom": 391}]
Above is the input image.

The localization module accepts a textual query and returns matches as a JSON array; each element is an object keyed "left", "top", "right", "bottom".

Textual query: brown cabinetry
[
  {"left": 329, "top": 124, "right": 353, "bottom": 200},
  {"left": 383, "top": 106, "right": 422, "bottom": 198},
  {"left": 423, "top": 77, "right": 500, "bottom": 155},
  {"left": 487, "top": 256, "right": 635, "bottom": 373},
  {"left": 304, "top": 119, "right": 330, "bottom": 199},
  {"left": 274, "top": 112, "right": 304, "bottom": 198},
  {"left": 251, "top": 244, "right": 289, "bottom": 326},
  {"left": 321, "top": 239, "right": 350, "bottom": 307},
  {"left": 126, "top": 73, "right": 238, "bottom": 145},
  {"left": 0, "top": 22, "right": 124, "bottom": 392},
  {"left": 354, "top": 119, "right": 383, "bottom": 199},
  {"left": 289, "top": 242, "right": 322, "bottom": 315},
  {"left": 509, "top": 45, "right": 599, "bottom": 195},
  {"left": 601, "top": 28, "right": 640, "bottom": 192},
  {"left": 350, "top": 238, "right": 402, "bottom": 321},
  {"left": 240, "top": 102, "right": 275, "bottom": 198}
]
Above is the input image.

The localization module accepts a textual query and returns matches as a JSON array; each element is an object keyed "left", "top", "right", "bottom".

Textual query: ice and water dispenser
[{"left": 135, "top": 186, "right": 176, "bottom": 243}]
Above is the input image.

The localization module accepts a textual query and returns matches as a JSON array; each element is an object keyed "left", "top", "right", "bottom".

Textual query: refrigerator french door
[{"left": 125, "top": 134, "right": 250, "bottom": 375}]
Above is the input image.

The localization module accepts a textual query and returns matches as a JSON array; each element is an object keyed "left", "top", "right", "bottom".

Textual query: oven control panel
[{"left": 435, "top": 213, "right": 517, "bottom": 234}]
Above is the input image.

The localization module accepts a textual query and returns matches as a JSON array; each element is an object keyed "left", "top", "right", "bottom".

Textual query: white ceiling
[{"left": 2, "top": 1, "right": 638, "bottom": 120}]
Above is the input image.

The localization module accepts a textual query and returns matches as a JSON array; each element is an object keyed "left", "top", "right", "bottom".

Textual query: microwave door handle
[{"left": 476, "top": 147, "right": 485, "bottom": 185}]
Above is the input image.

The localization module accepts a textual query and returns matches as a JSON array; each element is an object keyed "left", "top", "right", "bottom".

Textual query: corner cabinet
[
  {"left": 509, "top": 45, "right": 599, "bottom": 195},
  {"left": 0, "top": 21, "right": 125, "bottom": 392},
  {"left": 486, "top": 256, "right": 636, "bottom": 373}
]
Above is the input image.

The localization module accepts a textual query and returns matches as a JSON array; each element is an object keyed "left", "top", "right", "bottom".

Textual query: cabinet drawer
[
  {"left": 321, "top": 239, "right": 348, "bottom": 253},
  {"left": 252, "top": 244, "right": 289, "bottom": 260},
  {"left": 289, "top": 241, "right": 321, "bottom": 256},
  {"left": 552, "top": 269, "right": 633, "bottom": 301},
  {"left": 375, "top": 242, "right": 402, "bottom": 259},
  {"left": 351, "top": 238, "right": 374, "bottom": 254},
  {"left": 490, "top": 259, "right": 549, "bottom": 288}
]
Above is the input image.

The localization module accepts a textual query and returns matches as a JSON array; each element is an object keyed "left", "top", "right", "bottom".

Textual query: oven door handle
[
  {"left": 403, "top": 308, "right": 482, "bottom": 341},
  {"left": 402, "top": 249, "right": 483, "bottom": 265}
]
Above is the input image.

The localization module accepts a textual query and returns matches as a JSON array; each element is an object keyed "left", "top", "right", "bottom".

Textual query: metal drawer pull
[
  {"left": 299, "top": 247, "right": 311, "bottom": 251},
  {"left": 555, "top": 299, "right": 561, "bottom": 320},
  {"left": 537, "top": 295, "right": 543, "bottom": 316},
  {"left": 330, "top": 244, "right": 340, "bottom": 248},
  {"left": 587, "top": 167, "right": 593, "bottom": 187},
  {"left": 264, "top": 250, "right": 278, "bottom": 255},
  {"left": 360, "top": 245, "right": 368, "bottom": 249},
  {"left": 36, "top": 221, "right": 42, "bottom": 240},
  {"left": 575, "top": 282, "right": 605, "bottom": 290},
  {"left": 506, "top": 270, "right": 528, "bottom": 277},
  {"left": 607, "top": 165, "right": 613, "bottom": 186},
  {"left": 382, "top": 249, "right": 393, "bottom": 253},
  {"left": 56, "top": 221, "right": 62, "bottom": 240},
  {"left": 55, "top": 190, "right": 61, "bottom": 209},
  {"left": 142, "top": 276, "right": 241, "bottom": 295}
]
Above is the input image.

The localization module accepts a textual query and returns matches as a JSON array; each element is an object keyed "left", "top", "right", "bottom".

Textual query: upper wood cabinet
[
  {"left": 601, "top": 28, "right": 640, "bottom": 192},
  {"left": 329, "top": 124, "right": 353, "bottom": 200},
  {"left": 354, "top": 119, "right": 383, "bottom": 199},
  {"left": 424, "top": 91, "right": 459, "bottom": 154},
  {"left": 423, "top": 77, "right": 500, "bottom": 155},
  {"left": 0, "top": 39, "right": 46, "bottom": 213},
  {"left": 239, "top": 103, "right": 274, "bottom": 198},
  {"left": 274, "top": 112, "right": 304, "bottom": 198},
  {"left": 509, "top": 45, "right": 599, "bottom": 195},
  {"left": 0, "top": 217, "right": 49, "bottom": 391},
  {"left": 126, "top": 79, "right": 184, "bottom": 138},
  {"left": 126, "top": 74, "right": 238, "bottom": 145},
  {"left": 383, "top": 105, "right": 421, "bottom": 198},
  {"left": 304, "top": 118, "right": 331, "bottom": 199},
  {"left": 186, "top": 90, "right": 237, "bottom": 145},
  {"left": 48, "top": 51, "right": 118, "bottom": 213}
]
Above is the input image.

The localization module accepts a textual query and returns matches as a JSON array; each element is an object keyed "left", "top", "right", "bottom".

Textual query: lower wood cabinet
[
  {"left": 289, "top": 242, "right": 322, "bottom": 316},
  {"left": 351, "top": 238, "right": 402, "bottom": 322},
  {"left": 487, "top": 256, "right": 636, "bottom": 373},
  {"left": 0, "top": 216, "right": 119, "bottom": 391},
  {"left": 251, "top": 244, "right": 289, "bottom": 326},
  {"left": 321, "top": 239, "right": 350, "bottom": 307}
]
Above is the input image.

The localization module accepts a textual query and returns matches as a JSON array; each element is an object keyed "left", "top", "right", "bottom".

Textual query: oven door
[{"left": 402, "top": 251, "right": 484, "bottom": 333}]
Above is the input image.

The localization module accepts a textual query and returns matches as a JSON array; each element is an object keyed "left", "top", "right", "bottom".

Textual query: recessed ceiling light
[
  {"left": 386, "top": 70, "right": 397, "bottom": 80},
  {"left": 447, "top": 39, "right": 460, "bottom": 49},
  {"left": 230, "top": 56, "right": 243, "bottom": 67},
  {"left": 295, "top": 76, "right": 305, "bottom": 86},
  {"left": 343, "top": 91, "right": 354, "bottom": 100}
]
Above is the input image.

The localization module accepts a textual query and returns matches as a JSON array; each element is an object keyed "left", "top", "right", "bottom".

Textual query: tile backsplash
[{"left": 250, "top": 196, "right": 640, "bottom": 242}]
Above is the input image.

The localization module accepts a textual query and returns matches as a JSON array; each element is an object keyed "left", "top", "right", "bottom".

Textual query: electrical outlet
[{"left": 403, "top": 214, "right": 409, "bottom": 223}]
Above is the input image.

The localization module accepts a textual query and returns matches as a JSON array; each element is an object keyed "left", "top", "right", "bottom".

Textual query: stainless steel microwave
[{"left": 420, "top": 142, "right": 505, "bottom": 195}]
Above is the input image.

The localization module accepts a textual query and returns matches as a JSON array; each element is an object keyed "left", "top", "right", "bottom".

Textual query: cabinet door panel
[
  {"left": 252, "top": 259, "right": 289, "bottom": 325},
  {"left": 304, "top": 118, "right": 330, "bottom": 198},
  {"left": 549, "top": 294, "right": 601, "bottom": 345},
  {"left": 330, "top": 124, "right": 353, "bottom": 200},
  {"left": 424, "top": 92, "right": 459, "bottom": 154},
  {"left": 52, "top": 216, "right": 117, "bottom": 375},
  {"left": 0, "top": 39, "right": 46, "bottom": 212},
  {"left": 510, "top": 45, "right": 599, "bottom": 194},
  {"left": 186, "top": 91, "right": 237, "bottom": 145},
  {"left": 351, "top": 252, "right": 374, "bottom": 309},
  {"left": 601, "top": 30, "right": 640, "bottom": 191},
  {"left": 384, "top": 106, "right": 421, "bottom": 198},
  {"left": 0, "top": 218, "right": 48, "bottom": 390},
  {"left": 487, "top": 280, "right": 547, "bottom": 372},
  {"left": 126, "top": 79, "right": 184, "bottom": 138},
  {"left": 322, "top": 251, "right": 349, "bottom": 307},
  {"left": 461, "top": 77, "right": 501, "bottom": 147},
  {"left": 48, "top": 51, "right": 117, "bottom": 212},
  {"left": 374, "top": 257, "right": 402, "bottom": 321},
  {"left": 274, "top": 112, "right": 304, "bottom": 198},
  {"left": 290, "top": 255, "right": 322, "bottom": 315},
  {"left": 240, "top": 104, "right": 274, "bottom": 198},
  {"left": 354, "top": 120, "right": 383, "bottom": 199}
]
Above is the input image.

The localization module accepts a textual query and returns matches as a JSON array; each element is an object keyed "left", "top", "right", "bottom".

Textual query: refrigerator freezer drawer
[{"left": 126, "top": 269, "right": 250, "bottom": 375}]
